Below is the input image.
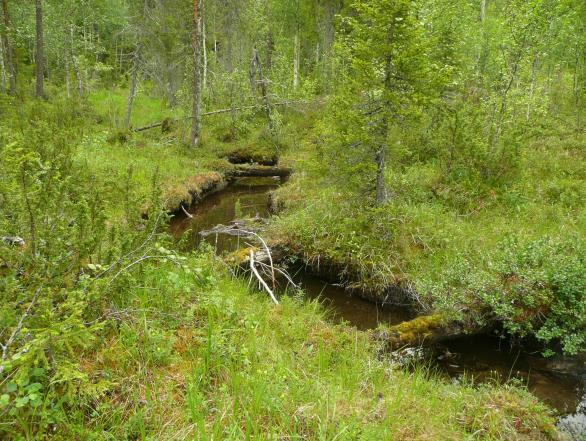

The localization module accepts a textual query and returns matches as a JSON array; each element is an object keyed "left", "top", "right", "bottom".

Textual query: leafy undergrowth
[
  {"left": 271, "top": 128, "right": 586, "bottom": 355},
  {"left": 2, "top": 250, "right": 559, "bottom": 440}
]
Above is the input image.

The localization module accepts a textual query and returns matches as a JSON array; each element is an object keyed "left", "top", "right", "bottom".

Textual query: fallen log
[
  {"left": 373, "top": 313, "right": 490, "bottom": 349},
  {"left": 225, "top": 151, "right": 278, "bottom": 167},
  {"left": 226, "top": 165, "right": 292, "bottom": 178},
  {"left": 133, "top": 100, "right": 312, "bottom": 132}
]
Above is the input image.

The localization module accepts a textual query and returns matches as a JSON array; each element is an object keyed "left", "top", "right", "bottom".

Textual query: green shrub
[{"left": 423, "top": 236, "right": 586, "bottom": 355}]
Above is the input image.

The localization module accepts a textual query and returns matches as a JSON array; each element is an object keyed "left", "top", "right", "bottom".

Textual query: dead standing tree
[
  {"left": 125, "top": 1, "right": 149, "bottom": 129},
  {"left": 190, "top": 0, "right": 203, "bottom": 147},
  {"left": 250, "top": 46, "right": 274, "bottom": 133},
  {"left": 35, "top": 0, "right": 44, "bottom": 99},
  {"left": 125, "top": 45, "right": 141, "bottom": 128}
]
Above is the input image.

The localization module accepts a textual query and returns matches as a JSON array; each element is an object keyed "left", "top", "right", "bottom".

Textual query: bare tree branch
[{"left": 0, "top": 287, "right": 42, "bottom": 375}]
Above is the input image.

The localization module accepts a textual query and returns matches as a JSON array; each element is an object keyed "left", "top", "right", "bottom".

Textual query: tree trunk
[
  {"left": 125, "top": 47, "right": 140, "bottom": 129},
  {"left": 526, "top": 54, "right": 538, "bottom": 122},
  {"left": 35, "top": 0, "right": 44, "bottom": 99},
  {"left": 477, "top": 0, "right": 489, "bottom": 75},
  {"left": 65, "top": 52, "right": 71, "bottom": 98},
  {"left": 293, "top": 34, "right": 299, "bottom": 89},
  {"left": 190, "top": 0, "right": 202, "bottom": 147},
  {"left": 0, "top": 43, "right": 4, "bottom": 91},
  {"left": 293, "top": 0, "right": 300, "bottom": 89},
  {"left": 1, "top": 0, "right": 16, "bottom": 95},
  {"left": 251, "top": 47, "right": 274, "bottom": 133},
  {"left": 70, "top": 27, "right": 83, "bottom": 97},
  {"left": 375, "top": 145, "right": 387, "bottom": 204},
  {"left": 490, "top": 56, "right": 521, "bottom": 150},
  {"left": 266, "top": 30, "right": 274, "bottom": 70},
  {"left": 573, "top": 42, "right": 585, "bottom": 131},
  {"left": 375, "top": 31, "right": 396, "bottom": 205},
  {"left": 72, "top": 54, "right": 83, "bottom": 97},
  {"left": 202, "top": 12, "right": 207, "bottom": 89}
]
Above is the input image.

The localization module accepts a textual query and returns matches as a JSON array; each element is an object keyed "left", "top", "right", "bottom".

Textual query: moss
[
  {"left": 162, "top": 172, "right": 225, "bottom": 212},
  {"left": 106, "top": 128, "right": 132, "bottom": 144},
  {"left": 225, "top": 148, "right": 278, "bottom": 166},
  {"left": 161, "top": 117, "right": 176, "bottom": 134},
  {"left": 224, "top": 246, "right": 258, "bottom": 266},
  {"left": 381, "top": 313, "right": 452, "bottom": 348}
]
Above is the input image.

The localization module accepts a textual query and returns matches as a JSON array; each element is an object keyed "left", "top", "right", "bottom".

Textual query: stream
[{"left": 169, "top": 177, "right": 585, "bottom": 432}]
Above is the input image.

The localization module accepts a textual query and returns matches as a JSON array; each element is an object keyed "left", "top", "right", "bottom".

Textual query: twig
[
  {"left": 97, "top": 205, "right": 167, "bottom": 279},
  {"left": 249, "top": 250, "right": 279, "bottom": 305},
  {"left": 256, "top": 260, "right": 300, "bottom": 290},
  {"left": 106, "top": 255, "right": 171, "bottom": 288},
  {"left": 202, "top": 225, "right": 276, "bottom": 288},
  {"left": 181, "top": 205, "right": 194, "bottom": 219},
  {"left": 0, "top": 287, "right": 42, "bottom": 374}
]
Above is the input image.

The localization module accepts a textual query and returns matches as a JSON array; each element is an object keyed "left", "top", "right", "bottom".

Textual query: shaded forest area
[{"left": 0, "top": 0, "right": 585, "bottom": 439}]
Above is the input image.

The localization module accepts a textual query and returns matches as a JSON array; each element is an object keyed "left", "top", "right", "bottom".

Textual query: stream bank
[{"left": 169, "top": 175, "right": 585, "bottom": 426}]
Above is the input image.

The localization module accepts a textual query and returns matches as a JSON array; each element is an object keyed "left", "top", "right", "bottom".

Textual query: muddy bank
[
  {"left": 228, "top": 241, "right": 495, "bottom": 348},
  {"left": 224, "top": 148, "right": 278, "bottom": 166},
  {"left": 152, "top": 161, "right": 292, "bottom": 217}
]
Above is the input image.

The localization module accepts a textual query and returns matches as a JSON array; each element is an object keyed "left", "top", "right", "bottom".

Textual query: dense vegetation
[{"left": 0, "top": 0, "right": 584, "bottom": 439}]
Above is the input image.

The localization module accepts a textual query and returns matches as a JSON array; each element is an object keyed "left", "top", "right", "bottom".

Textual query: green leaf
[
  {"left": 0, "top": 394, "right": 10, "bottom": 408},
  {"left": 14, "top": 396, "right": 29, "bottom": 408}
]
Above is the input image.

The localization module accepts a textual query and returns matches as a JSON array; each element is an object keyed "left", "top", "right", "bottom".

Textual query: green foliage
[
  {"left": 274, "top": 116, "right": 585, "bottom": 355},
  {"left": 493, "top": 237, "right": 585, "bottom": 354},
  {"left": 320, "top": 0, "right": 433, "bottom": 199},
  {"left": 420, "top": 236, "right": 586, "bottom": 355},
  {"left": 0, "top": 0, "right": 584, "bottom": 437},
  {"left": 0, "top": 98, "right": 169, "bottom": 437}
]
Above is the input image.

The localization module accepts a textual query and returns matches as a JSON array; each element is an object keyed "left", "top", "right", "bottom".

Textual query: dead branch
[
  {"left": 249, "top": 250, "right": 279, "bottom": 305},
  {"left": 200, "top": 223, "right": 275, "bottom": 287},
  {"left": 181, "top": 205, "right": 194, "bottom": 219},
  {"left": 0, "top": 287, "right": 42, "bottom": 375},
  {"left": 256, "top": 260, "right": 300, "bottom": 290},
  {"left": 97, "top": 205, "right": 167, "bottom": 279},
  {"left": 133, "top": 100, "right": 312, "bottom": 132},
  {"left": 226, "top": 165, "right": 292, "bottom": 178},
  {"left": 106, "top": 254, "right": 174, "bottom": 288},
  {"left": 1, "top": 236, "right": 25, "bottom": 247}
]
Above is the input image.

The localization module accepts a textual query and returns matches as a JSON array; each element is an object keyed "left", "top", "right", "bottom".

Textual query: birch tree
[
  {"left": 190, "top": 0, "right": 202, "bottom": 147},
  {"left": 35, "top": 0, "right": 44, "bottom": 98}
]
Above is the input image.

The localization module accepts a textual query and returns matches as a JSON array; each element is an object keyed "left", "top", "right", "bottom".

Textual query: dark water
[
  {"left": 436, "top": 336, "right": 585, "bottom": 413},
  {"left": 287, "top": 271, "right": 413, "bottom": 330},
  {"left": 169, "top": 177, "right": 281, "bottom": 253},
  {"left": 170, "top": 178, "right": 585, "bottom": 421}
]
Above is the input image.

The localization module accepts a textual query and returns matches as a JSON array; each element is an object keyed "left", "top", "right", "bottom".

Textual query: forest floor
[{"left": 0, "top": 90, "right": 576, "bottom": 439}]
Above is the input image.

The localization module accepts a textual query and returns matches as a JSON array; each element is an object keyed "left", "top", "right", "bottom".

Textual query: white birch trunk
[{"left": 293, "top": 34, "right": 299, "bottom": 89}]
